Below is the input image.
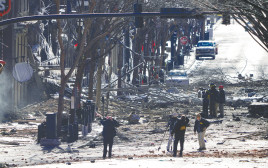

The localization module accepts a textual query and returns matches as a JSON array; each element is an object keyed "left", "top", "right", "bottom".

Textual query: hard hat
[
  {"left": 210, "top": 83, "right": 216, "bottom": 88},
  {"left": 219, "top": 85, "right": 224, "bottom": 89}
]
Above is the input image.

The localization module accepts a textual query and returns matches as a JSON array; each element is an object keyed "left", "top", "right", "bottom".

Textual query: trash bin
[
  {"left": 46, "top": 112, "right": 57, "bottom": 139},
  {"left": 37, "top": 122, "right": 46, "bottom": 143}
]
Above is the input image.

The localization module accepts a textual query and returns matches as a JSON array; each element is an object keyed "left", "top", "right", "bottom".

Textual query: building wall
[
  {"left": 0, "top": 0, "right": 42, "bottom": 113},
  {"left": 13, "top": 32, "right": 28, "bottom": 108}
]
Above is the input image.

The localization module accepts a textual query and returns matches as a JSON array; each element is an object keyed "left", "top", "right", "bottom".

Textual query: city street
[
  {"left": 0, "top": 19, "right": 267, "bottom": 168},
  {"left": 0, "top": 1, "right": 267, "bottom": 168},
  {"left": 188, "top": 19, "right": 268, "bottom": 84}
]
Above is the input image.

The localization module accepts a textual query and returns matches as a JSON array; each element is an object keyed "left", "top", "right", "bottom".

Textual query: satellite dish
[{"left": 12, "top": 62, "right": 33, "bottom": 82}]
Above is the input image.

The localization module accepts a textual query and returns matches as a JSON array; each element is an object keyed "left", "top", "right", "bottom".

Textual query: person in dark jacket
[
  {"left": 218, "top": 85, "right": 226, "bottom": 118},
  {"left": 194, "top": 113, "right": 210, "bottom": 150},
  {"left": 202, "top": 90, "right": 209, "bottom": 118},
  {"left": 166, "top": 113, "right": 178, "bottom": 152},
  {"left": 100, "top": 116, "right": 119, "bottom": 159},
  {"left": 208, "top": 83, "right": 219, "bottom": 118},
  {"left": 171, "top": 115, "right": 189, "bottom": 157}
]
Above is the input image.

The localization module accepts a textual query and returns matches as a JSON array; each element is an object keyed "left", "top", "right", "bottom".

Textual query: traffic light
[
  {"left": 0, "top": 60, "right": 6, "bottom": 74},
  {"left": 134, "top": 3, "right": 143, "bottom": 28},
  {"left": 222, "top": 14, "right": 230, "bottom": 25}
]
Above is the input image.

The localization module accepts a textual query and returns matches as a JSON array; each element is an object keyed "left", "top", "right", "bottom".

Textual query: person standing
[
  {"left": 194, "top": 113, "right": 210, "bottom": 151},
  {"left": 218, "top": 85, "right": 226, "bottom": 118},
  {"left": 202, "top": 90, "right": 209, "bottom": 118},
  {"left": 100, "top": 116, "right": 119, "bottom": 159},
  {"left": 172, "top": 115, "right": 189, "bottom": 157},
  {"left": 208, "top": 83, "right": 219, "bottom": 118},
  {"left": 166, "top": 113, "right": 178, "bottom": 152}
]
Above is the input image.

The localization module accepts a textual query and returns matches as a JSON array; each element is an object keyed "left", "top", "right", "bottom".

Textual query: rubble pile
[{"left": 0, "top": 82, "right": 267, "bottom": 167}]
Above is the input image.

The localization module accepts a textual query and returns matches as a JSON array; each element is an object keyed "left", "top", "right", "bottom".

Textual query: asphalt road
[{"left": 189, "top": 19, "right": 268, "bottom": 84}]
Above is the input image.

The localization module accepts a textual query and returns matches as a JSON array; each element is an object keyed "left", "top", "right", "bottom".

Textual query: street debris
[{"left": 0, "top": 82, "right": 268, "bottom": 167}]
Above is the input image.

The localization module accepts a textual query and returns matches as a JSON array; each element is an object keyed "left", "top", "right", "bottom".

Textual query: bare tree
[
  {"left": 54, "top": 0, "right": 94, "bottom": 133},
  {"left": 196, "top": 0, "right": 268, "bottom": 52}
]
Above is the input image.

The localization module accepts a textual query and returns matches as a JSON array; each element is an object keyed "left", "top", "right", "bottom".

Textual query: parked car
[
  {"left": 165, "top": 69, "right": 189, "bottom": 86},
  {"left": 195, "top": 40, "right": 218, "bottom": 60}
]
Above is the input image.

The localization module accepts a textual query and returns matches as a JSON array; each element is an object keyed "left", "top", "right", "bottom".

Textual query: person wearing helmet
[
  {"left": 208, "top": 83, "right": 219, "bottom": 118},
  {"left": 166, "top": 113, "right": 178, "bottom": 152},
  {"left": 218, "top": 85, "right": 226, "bottom": 118}
]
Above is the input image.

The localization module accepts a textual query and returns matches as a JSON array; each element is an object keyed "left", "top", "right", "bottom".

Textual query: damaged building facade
[{"left": 0, "top": 0, "right": 43, "bottom": 115}]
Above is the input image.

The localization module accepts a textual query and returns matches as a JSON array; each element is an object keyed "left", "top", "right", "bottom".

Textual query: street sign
[
  {"left": 160, "top": 8, "right": 198, "bottom": 18},
  {"left": 0, "top": 0, "right": 11, "bottom": 17},
  {"left": 180, "top": 36, "right": 188, "bottom": 45}
]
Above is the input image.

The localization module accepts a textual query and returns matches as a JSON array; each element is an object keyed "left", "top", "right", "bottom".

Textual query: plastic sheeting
[{"left": 12, "top": 62, "right": 33, "bottom": 82}]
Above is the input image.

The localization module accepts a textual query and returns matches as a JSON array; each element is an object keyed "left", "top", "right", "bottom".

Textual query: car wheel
[
  {"left": 212, "top": 56, "right": 215, "bottom": 60},
  {"left": 196, "top": 56, "right": 199, "bottom": 60}
]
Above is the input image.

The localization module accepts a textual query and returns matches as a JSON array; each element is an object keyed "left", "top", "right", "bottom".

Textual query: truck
[{"left": 195, "top": 40, "right": 218, "bottom": 60}]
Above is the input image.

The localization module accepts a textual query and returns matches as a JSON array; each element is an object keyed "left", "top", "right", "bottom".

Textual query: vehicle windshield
[
  {"left": 169, "top": 71, "right": 187, "bottom": 77},
  {"left": 197, "top": 42, "right": 214, "bottom": 47}
]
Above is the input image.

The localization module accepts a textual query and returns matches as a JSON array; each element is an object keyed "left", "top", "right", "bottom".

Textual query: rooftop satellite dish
[{"left": 12, "top": 62, "right": 33, "bottom": 83}]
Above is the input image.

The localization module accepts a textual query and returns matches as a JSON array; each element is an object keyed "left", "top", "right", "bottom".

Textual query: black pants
[
  {"left": 209, "top": 102, "right": 217, "bottom": 117},
  {"left": 103, "top": 138, "right": 114, "bottom": 158},
  {"left": 173, "top": 135, "right": 185, "bottom": 156},
  {"left": 203, "top": 101, "right": 209, "bottom": 118}
]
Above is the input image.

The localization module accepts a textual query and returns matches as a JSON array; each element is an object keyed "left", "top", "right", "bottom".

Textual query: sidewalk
[{"left": 21, "top": 157, "right": 268, "bottom": 168}]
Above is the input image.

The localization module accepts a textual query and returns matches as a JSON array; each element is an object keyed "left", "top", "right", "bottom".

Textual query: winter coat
[
  {"left": 218, "top": 89, "right": 226, "bottom": 104},
  {"left": 208, "top": 88, "right": 219, "bottom": 104},
  {"left": 167, "top": 117, "right": 178, "bottom": 132},
  {"left": 172, "top": 117, "right": 189, "bottom": 138},
  {"left": 100, "top": 119, "right": 119, "bottom": 140},
  {"left": 194, "top": 118, "right": 210, "bottom": 133}
]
